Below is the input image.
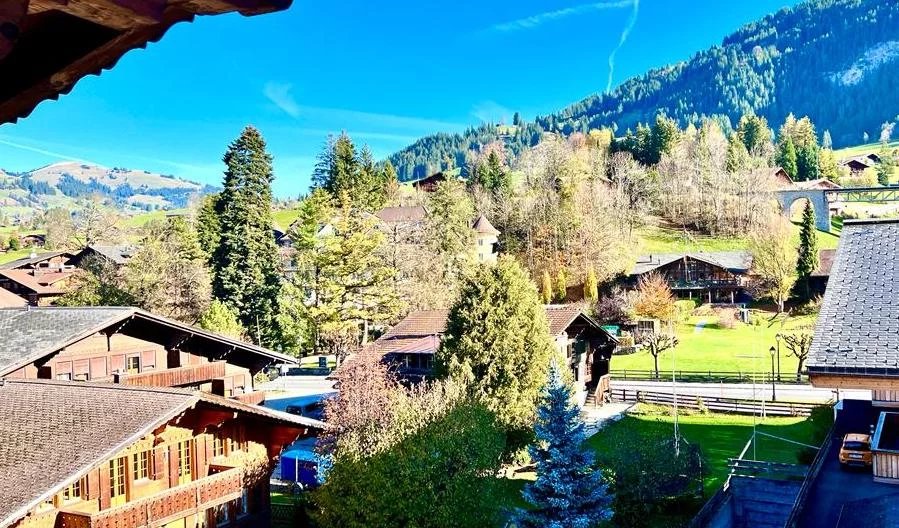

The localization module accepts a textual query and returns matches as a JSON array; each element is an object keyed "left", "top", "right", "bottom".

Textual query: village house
[
  {"left": 784, "top": 219, "right": 899, "bottom": 525},
  {"left": 0, "top": 306, "right": 296, "bottom": 404},
  {"left": 68, "top": 244, "right": 137, "bottom": 268},
  {"left": 369, "top": 305, "right": 617, "bottom": 405},
  {"left": 840, "top": 156, "right": 874, "bottom": 175},
  {"left": 627, "top": 251, "right": 753, "bottom": 304},
  {"left": 0, "top": 379, "right": 321, "bottom": 528},
  {"left": 472, "top": 214, "right": 501, "bottom": 264},
  {"left": 409, "top": 170, "right": 465, "bottom": 193},
  {"left": 0, "top": 268, "right": 78, "bottom": 305},
  {"left": 0, "top": 250, "right": 76, "bottom": 271}
]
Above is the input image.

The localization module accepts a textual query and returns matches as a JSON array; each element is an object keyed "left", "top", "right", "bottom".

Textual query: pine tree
[
  {"left": 583, "top": 268, "right": 598, "bottom": 304},
  {"left": 554, "top": 268, "right": 567, "bottom": 303},
  {"left": 211, "top": 126, "right": 282, "bottom": 346},
  {"left": 311, "top": 133, "right": 387, "bottom": 212},
  {"left": 725, "top": 136, "right": 751, "bottom": 173},
  {"left": 541, "top": 270, "right": 553, "bottom": 305},
  {"left": 796, "top": 145, "right": 820, "bottom": 181},
  {"left": 198, "top": 299, "right": 246, "bottom": 340},
  {"left": 796, "top": 201, "right": 819, "bottom": 299},
  {"left": 437, "top": 256, "right": 555, "bottom": 440},
  {"left": 518, "top": 362, "right": 612, "bottom": 528},
  {"left": 778, "top": 137, "right": 798, "bottom": 180}
]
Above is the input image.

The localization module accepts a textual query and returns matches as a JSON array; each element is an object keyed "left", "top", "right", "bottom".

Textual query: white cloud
[
  {"left": 486, "top": 0, "right": 633, "bottom": 33},
  {"left": 471, "top": 101, "right": 514, "bottom": 124},
  {"left": 263, "top": 81, "right": 301, "bottom": 118}
]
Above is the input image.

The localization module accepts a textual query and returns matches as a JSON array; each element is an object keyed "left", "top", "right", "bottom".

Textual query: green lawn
[
  {"left": 612, "top": 312, "right": 817, "bottom": 376},
  {"left": 273, "top": 208, "right": 302, "bottom": 230},
  {"left": 636, "top": 220, "right": 840, "bottom": 255},
  {"left": 0, "top": 248, "right": 33, "bottom": 265},
  {"left": 586, "top": 405, "right": 831, "bottom": 496}
]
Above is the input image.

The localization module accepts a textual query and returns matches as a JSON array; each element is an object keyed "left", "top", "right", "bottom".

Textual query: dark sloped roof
[
  {"left": 1, "top": 0, "right": 292, "bottom": 125},
  {"left": 0, "top": 306, "right": 296, "bottom": 376},
  {"left": 472, "top": 214, "right": 500, "bottom": 235},
  {"left": 0, "top": 379, "right": 322, "bottom": 528},
  {"left": 808, "top": 219, "right": 899, "bottom": 376},
  {"left": 631, "top": 251, "right": 752, "bottom": 276},
  {"left": 375, "top": 206, "right": 427, "bottom": 224},
  {"left": 0, "top": 251, "right": 72, "bottom": 270},
  {"left": 81, "top": 244, "right": 137, "bottom": 265}
]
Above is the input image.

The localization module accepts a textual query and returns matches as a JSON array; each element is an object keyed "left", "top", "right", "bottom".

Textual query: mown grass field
[
  {"left": 586, "top": 405, "right": 832, "bottom": 497},
  {"left": 636, "top": 220, "right": 841, "bottom": 255},
  {"left": 612, "top": 311, "right": 817, "bottom": 376}
]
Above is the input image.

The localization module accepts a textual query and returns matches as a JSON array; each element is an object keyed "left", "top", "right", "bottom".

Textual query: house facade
[
  {"left": 627, "top": 251, "right": 752, "bottom": 304},
  {"left": 370, "top": 305, "right": 617, "bottom": 404},
  {"left": 0, "top": 380, "right": 321, "bottom": 528},
  {"left": 0, "top": 307, "right": 296, "bottom": 404}
]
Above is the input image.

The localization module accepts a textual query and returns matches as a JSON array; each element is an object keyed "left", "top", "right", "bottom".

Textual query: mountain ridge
[{"left": 388, "top": 0, "right": 899, "bottom": 181}]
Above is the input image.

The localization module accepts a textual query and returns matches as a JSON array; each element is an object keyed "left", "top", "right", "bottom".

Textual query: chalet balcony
[
  {"left": 119, "top": 361, "right": 226, "bottom": 388},
  {"left": 667, "top": 278, "right": 742, "bottom": 290},
  {"left": 58, "top": 466, "right": 242, "bottom": 528}
]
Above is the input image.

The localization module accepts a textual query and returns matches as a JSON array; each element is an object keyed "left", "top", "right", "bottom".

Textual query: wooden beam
[
  {"left": 810, "top": 373, "right": 899, "bottom": 390},
  {"left": 31, "top": 0, "right": 164, "bottom": 30},
  {"left": 0, "top": 1, "right": 29, "bottom": 61}
]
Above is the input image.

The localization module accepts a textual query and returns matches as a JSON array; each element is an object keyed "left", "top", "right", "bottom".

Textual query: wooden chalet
[
  {"left": 0, "top": 379, "right": 322, "bottom": 528},
  {"left": 410, "top": 172, "right": 449, "bottom": 192},
  {"left": 68, "top": 244, "right": 136, "bottom": 268},
  {"left": 0, "top": 0, "right": 292, "bottom": 125},
  {"left": 841, "top": 156, "right": 873, "bottom": 174},
  {"left": 0, "top": 268, "right": 78, "bottom": 305},
  {"left": 628, "top": 251, "right": 752, "bottom": 304},
  {"left": 0, "top": 250, "right": 75, "bottom": 271},
  {"left": 0, "top": 307, "right": 297, "bottom": 404},
  {"left": 369, "top": 305, "right": 617, "bottom": 404},
  {"left": 807, "top": 219, "right": 899, "bottom": 484}
]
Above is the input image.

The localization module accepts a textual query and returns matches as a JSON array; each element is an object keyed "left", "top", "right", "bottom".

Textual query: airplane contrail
[{"left": 606, "top": 0, "right": 640, "bottom": 94}]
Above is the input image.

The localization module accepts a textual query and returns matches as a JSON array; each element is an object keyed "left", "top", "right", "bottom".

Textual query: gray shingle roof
[
  {"left": 0, "top": 307, "right": 132, "bottom": 375},
  {"left": 85, "top": 245, "right": 136, "bottom": 265},
  {"left": 0, "top": 307, "right": 298, "bottom": 377},
  {"left": 0, "top": 379, "right": 323, "bottom": 528},
  {"left": 0, "top": 251, "right": 72, "bottom": 270},
  {"left": 630, "top": 251, "right": 752, "bottom": 276},
  {"left": 808, "top": 219, "right": 899, "bottom": 375}
]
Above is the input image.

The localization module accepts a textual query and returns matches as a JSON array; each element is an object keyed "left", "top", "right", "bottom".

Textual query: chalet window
[
  {"left": 213, "top": 503, "right": 230, "bottom": 526},
  {"left": 132, "top": 450, "right": 150, "bottom": 481},
  {"left": 62, "top": 478, "right": 84, "bottom": 503},
  {"left": 56, "top": 373, "right": 72, "bottom": 381},
  {"left": 109, "top": 457, "right": 126, "bottom": 506},
  {"left": 73, "top": 373, "right": 89, "bottom": 382},
  {"left": 177, "top": 440, "right": 192, "bottom": 484},
  {"left": 213, "top": 432, "right": 225, "bottom": 457},
  {"left": 126, "top": 356, "right": 140, "bottom": 375}
]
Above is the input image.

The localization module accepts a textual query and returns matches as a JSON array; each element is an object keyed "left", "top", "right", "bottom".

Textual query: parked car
[{"left": 839, "top": 433, "right": 872, "bottom": 468}]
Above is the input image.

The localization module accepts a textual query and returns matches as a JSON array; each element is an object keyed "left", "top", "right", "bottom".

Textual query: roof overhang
[{"left": 0, "top": 0, "right": 292, "bottom": 125}]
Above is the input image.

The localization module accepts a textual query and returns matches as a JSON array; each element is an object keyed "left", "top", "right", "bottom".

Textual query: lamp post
[
  {"left": 775, "top": 333, "right": 782, "bottom": 382},
  {"left": 769, "top": 346, "right": 777, "bottom": 402}
]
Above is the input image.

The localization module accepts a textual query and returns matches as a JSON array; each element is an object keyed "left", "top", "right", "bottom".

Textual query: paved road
[
  {"left": 259, "top": 375, "right": 336, "bottom": 412},
  {"left": 611, "top": 380, "right": 870, "bottom": 403}
]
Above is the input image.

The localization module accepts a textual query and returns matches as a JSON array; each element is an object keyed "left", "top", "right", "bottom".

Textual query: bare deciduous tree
[
  {"left": 636, "top": 331, "right": 679, "bottom": 380},
  {"left": 748, "top": 216, "right": 797, "bottom": 313},
  {"left": 777, "top": 327, "right": 814, "bottom": 381}
]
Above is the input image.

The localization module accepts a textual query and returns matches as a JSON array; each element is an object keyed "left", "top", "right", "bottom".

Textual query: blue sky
[{"left": 0, "top": 0, "right": 799, "bottom": 197}]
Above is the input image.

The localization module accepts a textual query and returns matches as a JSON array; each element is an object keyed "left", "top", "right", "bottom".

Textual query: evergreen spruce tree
[
  {"left": 554, "top": 268, "right": 567, "bottom": 303},
  {"left": 518, "top": 362, "right": 612, "bottom": 528},
  {"left": 312, "top": 133, "right": 389, "bottom": 211},
  {"left": 437, "top": 256, "right": 555, "bottom": 442},
  {"left": 796, "top": 145, "right": 820, "bottom": 181},
  {"left": 778, "top": 137, "right": 798, "bottom": 180},
  {"left": 796, "top": 201, "right": 819, "bottom": 298},
  {"left": 583, "top": 268, "right": 598, "bottom": 304},
  {"left": 211, "top": 126, "right": 282, "bottom": 346},
  {"left": 541, "top": 270, "right": 553, "bottom": 305}
]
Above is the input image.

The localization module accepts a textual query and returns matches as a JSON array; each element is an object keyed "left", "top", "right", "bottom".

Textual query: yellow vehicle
[{"left": 839, "top": 433, "right": 872, "bottom": 468}]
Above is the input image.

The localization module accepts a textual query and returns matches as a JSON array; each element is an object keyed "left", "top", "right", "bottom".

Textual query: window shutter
[
  {"left": 86, "top": 468, "right": 100, "bottom": 500},
  {"left": 168, "top": 444, "right": 179, "bottom": 488},
  {"left": 153, "top": 445, "right": 166, "bottom": 481},
  {"left": 110, "top": 355, "right": 125, "bottom": 374},
  {"left": 195, "top": 435, "right": 208, "bottom": 478},
  {"left": 99, "top": 461, "right": 111, "bottom": 509}
]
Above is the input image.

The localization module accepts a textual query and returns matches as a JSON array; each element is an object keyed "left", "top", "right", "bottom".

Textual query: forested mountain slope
[{"left": 389, "top": 0, "right": 899, "bottom": 180}]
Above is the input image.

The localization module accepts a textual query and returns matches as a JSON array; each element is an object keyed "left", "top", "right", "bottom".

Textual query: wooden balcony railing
[
  {"left": 119, "top": 361, "right": 227, "bottom": 388},
  {"left": 58, "top": 466, "right": 242, "bottom": 528}
]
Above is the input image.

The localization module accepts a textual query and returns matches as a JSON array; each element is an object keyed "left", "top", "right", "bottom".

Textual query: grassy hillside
[{"left": 636, "top": 219, "right": 841, "bottom": 255}]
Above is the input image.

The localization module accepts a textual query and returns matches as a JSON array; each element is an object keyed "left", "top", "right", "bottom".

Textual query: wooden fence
[
  {"left": 610, "top": 369, "right": 808, "bottom": 384},
  {"left": 611, "top": 388, "right": 821, "bottom": 417}
]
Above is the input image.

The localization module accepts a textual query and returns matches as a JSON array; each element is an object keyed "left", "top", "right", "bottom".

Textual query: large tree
[
  {"left": 777, "top": 136, "right": 798, "bottom": 180},
  {"left": 518, "top": 363, "right": 612, "bottom": 528},
  {"left": 284, "top": 196, "right": 401, "bottom": 360},
  {"left": 211, "top": 126, "right": 282, "bottom": 346},
  {"left": 312, "top": 133, "right": 387, "bottom": 211},
  {"left": 795, "top": 201, "right": 819, "bottom": 298},
  {"left": 436, "top": 256, "right": 555, "bottom": 443},
  {"left": 749, "top": 216, "right": 797, "bottom": 312}
]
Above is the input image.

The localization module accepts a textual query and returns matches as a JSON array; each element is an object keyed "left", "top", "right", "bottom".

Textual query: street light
[
  {"left": 775, "top": 333, "right": 782, "bottom": 382},
  {"left": 768, "top": 346, "right": 777, "bottom": 401}
]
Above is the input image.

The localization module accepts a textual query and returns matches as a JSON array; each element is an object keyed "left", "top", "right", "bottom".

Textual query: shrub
[
  {"left": 674, "top": 299, "right": 698, "bottom": 321},
  {"left": 715, "top": 308, "right": 737, "bottom": 329},
  {"left": 794, "top": 296, "right": 823, "bottom": 316}
]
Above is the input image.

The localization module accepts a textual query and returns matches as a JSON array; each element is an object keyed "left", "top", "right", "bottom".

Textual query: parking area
[{"left": 798, "top": 400, "right": 899, "bottom": 527}]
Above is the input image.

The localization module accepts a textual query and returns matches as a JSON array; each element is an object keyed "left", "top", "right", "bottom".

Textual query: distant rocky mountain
[
  {"left": 388, "top": 0, "right": 899, "bottom": 180},
  {"left": 0, "top": 162, "right": 218, "bottom": 218}
]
